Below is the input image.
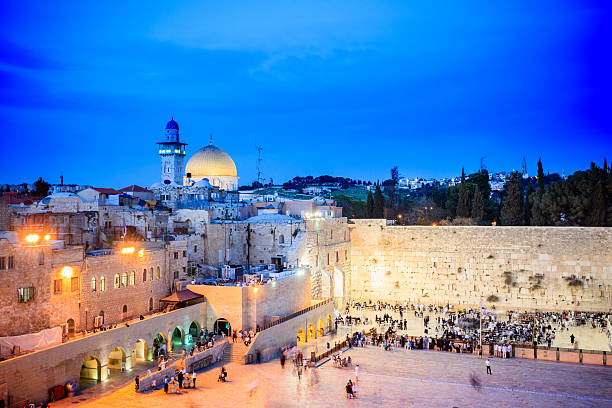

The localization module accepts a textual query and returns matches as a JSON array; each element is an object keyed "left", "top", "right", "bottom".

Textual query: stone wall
[{"left": 349, "top": 221, "right": 612, "bottom": 312}]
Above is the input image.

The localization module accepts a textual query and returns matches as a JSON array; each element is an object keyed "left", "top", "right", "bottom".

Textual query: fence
[
  {"left": 257, "top": 298, "right": 333, "bottom": 332},
  {"left": 311, "top": 339, "right": 349, "bottom": 363}
]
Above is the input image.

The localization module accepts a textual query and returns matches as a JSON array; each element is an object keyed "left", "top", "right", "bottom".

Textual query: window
[
  {"left": 114, "top": 273, "right": 120, "bottom": 288},
  {"left": 100, "top": 276, "right": 106, "bottom": 291},
  {"left": 183, "top": 250, "right": 187, "bottom": 258},
  {"left": 121, "top": 272, "right": 128, "bottom": 287},
  {"left": 279, "top": 235, "right": 285, "bottom": 244},
  {"left": 194, "top": 245, "right": 198, "bottom": 253},
  {"left": 8, "top": 255, "right": 14, "bottom": 269},
  {"left": 149, "top": 297, "right": 153, "bottom": 311},
  {"left": 54, "top": 279, "right": 62, "bottom": 294},
  {"left": 183, "top": 266, "right": 186, "bottom": 274},
  {"left": 174, "top": 271, "right": 179, "bottom": 280},
  {"left": 122, "top": 305, "right": 127, "bottom": 314},
  {"left": 330, "top": 230, "right": 333, "bottom": 240},
  {"left": 129, "top": 270, "right": 135, "bottom": 285},
  {"left": 0, "top": 257, "right": 5, "bottom": 270},
  {"left": 18, "top": 287, "right": 34, "bottom": 303},
  {"left": 91, "top": 277, "right": 96, "bottom": 291},
  {"left": 71, "top": 277, "right": 79, "bottom": 292},
  {"left": 143, "top": 269, "right": 147, "bottom": 282},
  {"left": 327, "top": 253, "right": 330, "bottom": 265},
  {"left": 345, "top": 250, "right": 348, "bottom": 260},
  {"left": 38, "top": 252, "right": 44, "bottom": 265},
  {"left": 174, "top": 252, "right": 178, "bottom": 260},
  {"left": 336, "top": 251, "right": 339, "bottom": 263},
  {"left": 149, "top": 267, "right": 153, "bottom": 281},
  {"left": 156, "top": 266, "right": 160, "bottom": 280}
]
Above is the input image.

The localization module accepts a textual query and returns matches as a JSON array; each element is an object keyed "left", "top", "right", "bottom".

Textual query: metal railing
[
  {"left": 312, "top": 339, "right": 348, "bottom": 362},
  {"left": 257, "top": 298, "right": 333, "bottom": 332}
]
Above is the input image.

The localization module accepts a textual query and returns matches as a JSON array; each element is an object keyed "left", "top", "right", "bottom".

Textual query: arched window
[
  {"left": 114, "top": 274, "right": 120, "bottom": 289},
  {"left": 100, "top": 276, "right": 105, "bottom": 291},
  {"left": 121, "top": 272, "right": 128, "bottom": 287},
  {"left": 122, "top": 305, "right": 127, "bottom": 313},
  {"left": 91, "top": 277, "right": 96, "bottom": 292},
  {"left": 330, "top": 230, "right": 333, "bottom": 240},
  {"left": 129, "top": 270, "right": 135, "bottom": 285},
  {"left": 143, "top": 269, "right": 147, "bottom": 282},
  {"left": 149, "top": 267, "right": 153, "bottom": 281},
  {"left": 156, "top": 266, "right": 160, "bottom": 280},
  {"left": 149, "top": 297, "right": 153, "bottom": 311},
  {"left": 279, "top": 234, "right": 285, "bottom": 244}
]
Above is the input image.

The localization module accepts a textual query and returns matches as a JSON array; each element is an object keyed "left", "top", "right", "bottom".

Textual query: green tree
[
  {"left": 524, "top": 183, "right": 535, "bottom": 225},
  {"left": 471, "top": 185, "right": 484, "bottom": 221},
  {"left": 34, "top": 177, "right": 51, "bottom": 197},
  {"left": 500, "top": 172, "right": 525, "bottom": 225},
  {"left": 373, "top": 183, "right": 385, "bottom": 218},
  {"left": 456, "top": 167, "right": 470, "bottom": 218},
  {"left": 366, "top": 191, "right": 375, "bottom": 218},
  {"left": 537, "top": 157, "right": 545, "bottom": 189}
]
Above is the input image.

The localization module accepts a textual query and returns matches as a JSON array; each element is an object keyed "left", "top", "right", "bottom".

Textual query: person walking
[
  {"left": 192, "top": 370, "right": 197, "bottom": 388},
  {"left": 570, "top": 333, "right": 575, "bottom": 344},
  {"left": 164, "top": 376, "right": 169, "bottom": 393},
  {"left": 134, "top": 375, "right": 139, "bottom": 391},
  {"left": 355, "top": 364, "right": 360, "bottom": 384},
  {"left": 485, "top": 358, "right": 492, "bottom": 375}
]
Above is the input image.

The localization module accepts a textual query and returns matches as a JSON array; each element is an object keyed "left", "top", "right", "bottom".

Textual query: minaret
[{"left": 157, "top": 118, "right": 187, "bottom": 184}]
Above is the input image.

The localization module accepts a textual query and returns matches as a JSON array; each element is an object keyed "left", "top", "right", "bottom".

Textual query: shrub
[{"left": 487, "top": 295, "right": 499, "bottom": 302}]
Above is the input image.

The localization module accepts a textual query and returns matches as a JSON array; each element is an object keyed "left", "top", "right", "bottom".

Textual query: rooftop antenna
[
  {"left": 256, "top": 146, "right": 263, "bottom": 186},
  {"left": 480, "top": 157, "right": 485, "bottom": 172},
  {"left": 60, "top": 174, "right": 64, "bottom": 186}
]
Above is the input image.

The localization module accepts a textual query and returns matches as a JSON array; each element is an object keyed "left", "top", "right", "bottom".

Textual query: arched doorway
[
  {"left": 108, "top": 347, "right": 126, "bottom": 376},
  {"left": 326, "top": 315, "right": 332, "bottom": 333},
  {"left": 317, "top": 319, "right": 324, "bottom": 337},
  {"left": 308, "top": 323, "right": 315, "bottom": 341},
  {"left": 153, "top": 333, "right": 167, "bottom": 358},
  {"left": 171, "top": 327, "right": 184, "bottom": 350},
  {"left": 80, "top": 356, "right": 101, "bottom": 389},
  {"left": 132, "top": 339, "right": 148, "bottom": 365},
  {"left": 333, "top": 266, "right": 344, "bottom": 298},
  {"left": 67, "top": 318, "right": 75, "bottom": 336},
  {"left": 213, "top": 318, "right": 230, "bottom": 336},
  {"left": 189, "top": 321, "right": 200, "bottom": 339},
  {"left": 297, "top": 328, "right": 305, "bottom": 345}
]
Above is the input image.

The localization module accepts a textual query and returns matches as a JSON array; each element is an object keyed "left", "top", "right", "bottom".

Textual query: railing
[
  {"left": 312, "top": 339, "right": 348, "bottom": 362},
  {"left": 258, "top": 298, "right": 333, "bottom": 332}
]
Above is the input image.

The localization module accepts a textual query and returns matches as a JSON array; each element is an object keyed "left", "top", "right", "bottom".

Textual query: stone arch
[
  {"left": 326, "top": 314, "right": 332, "bottom": 333},
  {"left": 170, "top": 326, "right": 184, "bottom": 351},
  {"left": 279, "top": 234, "right": 285, "bottom": 244},
  {"left": 107, "top": 346, "right": 127, "bottom": 376},
  {"left": 149, "top": 297, "right": 154, "bottom": 311},
  {"left": 213, "top": 318, "right": 230, "bottom": 336},
  {"left": 189, "top": 321, "right": 201, "bottom": 339},
  {"left": 67, "top": 318, "right": 75, "bottom": 336},
  {"left": 317, "top": 318, "right": 325, "bottom": 337},
  {"left": 153, "top": 332, "right": 167, "bottom": 357},
  {"left": 80, "top": 356, "right": 101, "bottom": 388},
  {"left": 308, "top": 323, "right": 315, "bottom": 341},
  {"left": 297, "top": 328, "right": 306, "bottom": 345},
  {"left": 333, "top": 266, "right": 345, "bottom": 299},
  {"left": 132, "top": 339, "right": 149, "bottom": 364}
]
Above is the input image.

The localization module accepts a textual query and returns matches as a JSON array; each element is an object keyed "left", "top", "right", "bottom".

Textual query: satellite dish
[{"left": 163, "top": 179, "right": 171, "bottom": 185}]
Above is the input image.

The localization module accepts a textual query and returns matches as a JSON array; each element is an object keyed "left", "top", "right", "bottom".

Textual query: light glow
[
  {"left": 61, "top": 266, "right": 73, "bottom": 279},
  {"left": 120, "top": 247, "right": 135, "bottom": 255},
  {"left": 253, "top": 287, "right": 259, "bottom": 293},
  {"left": 25, "top": 234, "right": 40, "bottom": 244},
  {"left": 137, "top": 249, "right": 144, "bottom": 257},
  {"left": 44, "top": 234, "right": 51, "bottom": 241}
]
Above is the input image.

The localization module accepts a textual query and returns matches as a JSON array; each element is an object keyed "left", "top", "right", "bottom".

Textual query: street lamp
[
  {"left": 61, "top": 266, "right": 73, "bottom": 279},
  {"left": 25, "top": 234, "right": 40, "bottom": 244}
]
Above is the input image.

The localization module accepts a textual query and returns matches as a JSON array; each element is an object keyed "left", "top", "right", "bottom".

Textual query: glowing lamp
[
  {"left": 44, "top": 234, "right": 51, "bottom": 241},
  {"left": 253, "top": 287, "right": 259, "bottom": 293},
  {"left": 120, "top": 247, "right": 135, "bottom": 255},
  {"left": 137, "top": 249, "right": 144, "bottom": 257},
  {"left": 61, "top": 266, "right": 73, "bottom": 279},
  {"left": 25, "top": 234, "right": 40, "bottom": 244},
  {"left": 431, "top": 223, "right": 438, "bottom": 227}
]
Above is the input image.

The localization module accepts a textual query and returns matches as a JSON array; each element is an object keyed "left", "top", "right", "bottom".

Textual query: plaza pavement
[{"left": 53, "top": 341, "right": 611, "bottom": 408}]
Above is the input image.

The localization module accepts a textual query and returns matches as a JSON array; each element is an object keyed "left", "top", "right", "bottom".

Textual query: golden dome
[{"left": 185, "top": 144, "right": 237, "bottom": 178}]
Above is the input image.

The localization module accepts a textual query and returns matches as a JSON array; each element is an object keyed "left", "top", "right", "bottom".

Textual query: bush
[{"left": 487, "top": 295, "right": 499, "bottom": 302}]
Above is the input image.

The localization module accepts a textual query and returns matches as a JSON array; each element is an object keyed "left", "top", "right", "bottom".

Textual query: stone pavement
[{"left": 52, "top": 342, "right": 612, "bottom": 408}]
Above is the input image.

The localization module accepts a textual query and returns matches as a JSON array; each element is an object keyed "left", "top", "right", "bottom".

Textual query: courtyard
[{"left": 53, "top": 342, "right": 612, "bottom": 408}]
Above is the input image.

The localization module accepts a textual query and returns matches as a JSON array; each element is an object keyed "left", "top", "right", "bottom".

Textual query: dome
[
  {"left": 165, "top": 118, "right": 179, "bottom": 130},
  {"left": 185, "top": 145, "right": 237, "bottom": 178}
]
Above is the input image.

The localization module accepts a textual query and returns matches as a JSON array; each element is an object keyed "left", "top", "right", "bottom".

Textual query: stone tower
[{"left": 157, "top": 118, "right": 187, "bottom": 184}]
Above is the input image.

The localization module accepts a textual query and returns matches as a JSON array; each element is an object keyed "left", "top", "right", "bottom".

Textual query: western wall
[{"left": 348, "top": 220, "right": 612, "bottom": 312}]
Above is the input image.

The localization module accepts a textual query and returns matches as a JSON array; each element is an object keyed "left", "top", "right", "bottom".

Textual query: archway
[
  {"left": 189, "top": 321, "right": 200, "bottom": 339},
  {"left": 80, "top": 356, "right": 101, "bottom": 389},
  {"left": 321, "top": 268, "right": 333, "bottom": 299},
  {"left": 213, "top": 318, "right": 230, "bottom": 336},
  {"left": 171, "top": 327, "right": 184, "bottom": 351},
  {"left": 326, "top": 315, "right": 332, "bottom": 333},
  {"left": 317, "top": 319, "right": 324, "bottom": 337},
  {"left": 132, "top": 339, "right": 148, "bottom": 365},
  {"left": 153, "top": 333, "right": 167, "bottom": 358},
  {"left": 333, "top": 266, "right": 345, "bottom": 298},
  {"left": 67, "top": 318, "right": 75, "bottom": 336},
  {"left": 308, "top": 323, "right": 315, "bottom": 341},
  {"left": 297, "top": 328, "right": 306, "bottom": 345},
  {"left": 108, "top": 347, "right": 126, "bottom": 376}
]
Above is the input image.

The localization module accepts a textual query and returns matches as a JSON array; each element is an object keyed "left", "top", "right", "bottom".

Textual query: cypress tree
[
  {"left": 471, "top": 185, "right": 484, "bottom": 221},
  {"left": 456, "top": 167, "right": 470, "bottom": 218},
  {"left": 524, "top": 183, "right": 535, "bottom": 225},
  {"left": 373, "top": 183, "right": 385, "bottom": 218},
  {"left": 537, "top": 157, "right": 545, "bottom": 189},
  {"left": 500, "top": 171, "right": 525, "bottom": 225},
  {"left": 366, "top": 191, "right": 375, "bottom": 218}
]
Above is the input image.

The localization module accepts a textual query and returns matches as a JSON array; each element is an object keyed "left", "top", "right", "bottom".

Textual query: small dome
[
  {"left": 185, "top": 144, "right": 237, "bottom": 178},
  {"left": 166, "top": 118, "right": 179, "bottom": 130}
]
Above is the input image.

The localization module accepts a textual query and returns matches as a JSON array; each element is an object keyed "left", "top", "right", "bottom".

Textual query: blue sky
[{"left": 0, "top": 1, "right": 610, "bottom": 187}]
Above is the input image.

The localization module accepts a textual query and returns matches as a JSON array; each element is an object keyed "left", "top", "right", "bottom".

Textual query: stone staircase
[{"left": 222, "top": 341, "right": 250, "bottom": 365}]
